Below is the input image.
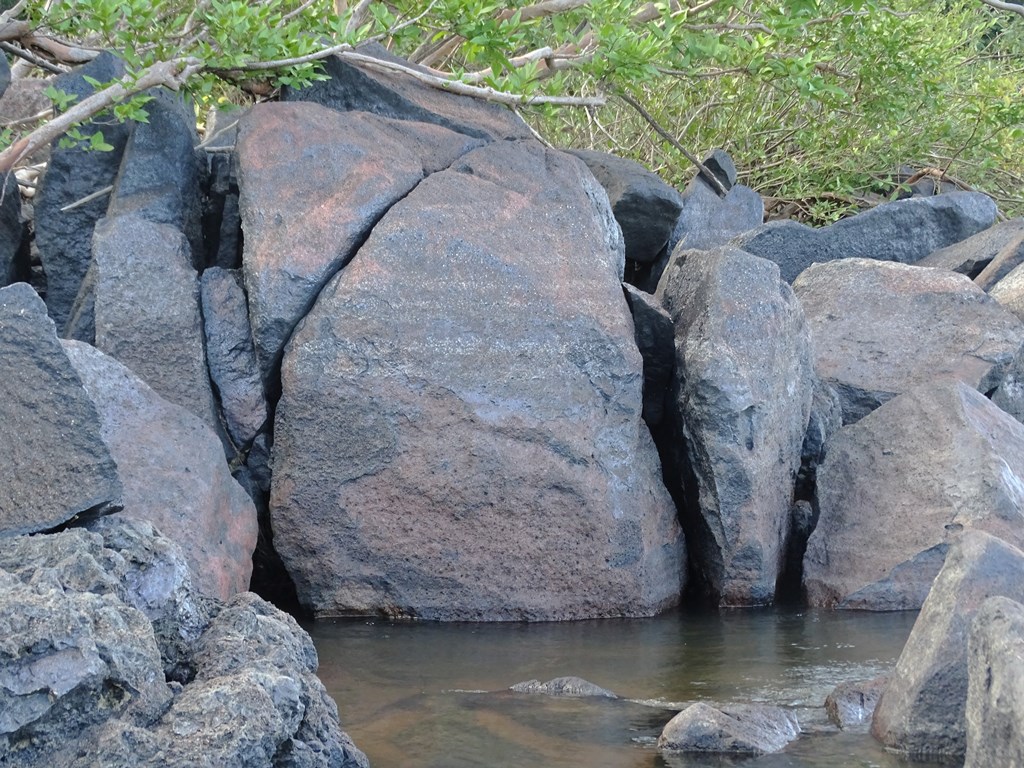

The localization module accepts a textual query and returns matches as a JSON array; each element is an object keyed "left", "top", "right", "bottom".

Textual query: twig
[
  {"left": 59, "top": 183, "right": 113, "bottom": 212},
  {"left": 345, "top": 0, "right": 375, "bottom": 36},
  {"left": 0, "top": 41, "right": 64, "bottom": 73},
  {"left": 280, "top": 0, "right": 319, "bottom": 24}
]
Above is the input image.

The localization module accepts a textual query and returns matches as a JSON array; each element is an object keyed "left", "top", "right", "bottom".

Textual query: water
[{"left": 310, "top": 607, "right": 954, "bottom": 768}]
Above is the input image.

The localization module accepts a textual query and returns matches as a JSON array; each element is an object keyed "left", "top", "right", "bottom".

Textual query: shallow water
[{"left": 310, "top": 607, "right": 956, "bottom": 768}]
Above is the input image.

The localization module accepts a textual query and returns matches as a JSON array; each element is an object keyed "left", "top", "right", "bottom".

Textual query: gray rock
[
  {"left": 0, "top": 283, "right": 120, "bottom": 536},
  {"left": 658, "top": 702, "right": 800, "bottom": 754},
  {"left": 792, "top": 258, "right": 1024, "bottom": 424},
  {"left": 797, "top": 377, "right": 843, "bottom": 498},
  {"left": 623, "top": 284, "right": 674, "bottom": 426},
  {"left": 965, "top": 596, "right": 1024, "bottom": 768},
  {"left": 91, "top": 213, "right": 220, "bottom": 431},
  {"left": 271, "top": 140, "right": 684, "bottom": 621},
  {"left": 34, "top": 52, "right": 130, "bottom": 332},
  {"left": 805, "top": 382, "right": 1024, "bottom": 610},
  {"left": 914, "top": 217, "right": 1024, "bottom": 278},
  {"left": 509, "top": 676, "right": 617, "bottom": 698},
  {"left": 657, "top": 246, "right": 813, "bottom": 606},
  {"left": 973, "top": 229, "right": 1024, "bottom": 291},
  {"left": 568, "top": 148, "right": 683, "bottom": 265},
  {"left": 200, "top": 267, "right": 267, "bottom": 449},
  {"left": 825, "top": 675, "right": 889, "bottom": 729},
  {"left": 734, "top": 192, "right": 998, "bottom": 284},
  {"left": 237, "top": 101, "right": 482, "bottom": 379},
  {"left": 670, "top": 179, "right": 764, "bottom": 255},
  {"left": 0, "top": 174, "right": 26, "bottom": 287},
  {"left": 701, "top": 148, "right": 737, "bottom": 190},
  {"left": 0, "top": 77, "right": 47, "bottom": 127},
  {"left": 62, "top": 340, "right": 257, "bottom": 602},
  {"left": 991, "top": 345, "right": 1024, "bottom": 425},
  {"left": 872, "top": 530, "right": 1024, "bottom": 759}
]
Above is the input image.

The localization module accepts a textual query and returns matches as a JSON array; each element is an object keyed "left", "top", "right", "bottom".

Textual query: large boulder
[
  {"left": 237, "top": 101, "right": 482, "bottom": 379},
  {"left": 0, "top": 283, "right": 121, "bottom": 537},
  {"left": 805, "top": 382, "right": 1024, "bottom": 610},
  {"left": 271, "top": 141, "right": 685, "bottom": 621},
  {"left": 656, "top": 246, "right": 813, "bottom": 606},
  {"left": 657, "top": 702, "right": 800, "bottom": 755},
  {"left": 965, "top": 596, "right": 1024, "bottom": 768},
  {"left": 792, "top": 258, "right": 1024, "bottom": 424},
  {"left": 734, "top": 192, "right": 998, "bottom": 284},
  {"left": 62, "top": 341, "right": 257, "bottom": 602},
  {"left": 871, "top": 530, "right": 1024, "bottom": 759}
]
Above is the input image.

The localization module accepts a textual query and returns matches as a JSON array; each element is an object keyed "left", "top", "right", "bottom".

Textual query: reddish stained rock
[
  {"left": 270, "top": 141, "right": 684, "bottom": 621},
  {"left": 236, "top": 101, "right": 483, "bottom": 378}
]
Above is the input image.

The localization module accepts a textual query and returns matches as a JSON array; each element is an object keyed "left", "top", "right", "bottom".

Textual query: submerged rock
[
  {"left": 509, "top": 677, "right": 617, "bottom": 699},
  {"left": 658, "top": 702, "right": 800, "bottom": 755}
]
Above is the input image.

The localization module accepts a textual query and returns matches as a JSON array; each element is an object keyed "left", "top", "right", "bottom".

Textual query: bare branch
[
  {"left": 23, "top": 34, "right": 100, "bottom": 63},
  {"left": 345, "top": 0, "right": 375, "bottom": 35},
  {"left": 280, "top": 0, "right": 320, "bottom": 24},
  {"left": 497, "top": 0, "right": 590, "bottom": 22},
  {"left": 978, "top": 0, "right": 1024, "bottom": 17},
  {"left": 0, "top": 41, "right": 65, "bottom": 73}
]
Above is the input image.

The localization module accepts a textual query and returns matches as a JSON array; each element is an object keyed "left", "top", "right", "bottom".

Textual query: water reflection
[{"left": 309, "top": 607, "right": 953, "bottom": 768}]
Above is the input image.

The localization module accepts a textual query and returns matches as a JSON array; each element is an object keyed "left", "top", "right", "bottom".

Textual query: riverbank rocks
[
  {"left": 657, "top": 702, "right": 800, "bottom": 755},
  {"left": 734, "top": 191, "right": 997, "bottom": 284},
  {"left": 965, "top": 596, "right": 1024, "bottom": 768},
  {"left": 657, "top": 246, "right": 813, "bottom": 606},
  {"left": 271, "top": 140, "right": 684, "bottom": 621},
  {"left": 63, "top": 340, "right": 257, "bottom": 602},
  {"left": 792, "top": 258, "right": 1024, "bottom": 424},
  {"left": 871, "top": 530, "right": 1024, "bottom": 759},
  {"left": 0, "top": 283, "right": 121, "bottom": 537},
  {"left": 804, "top": 382, "right": 1024, "bottom": 610}
]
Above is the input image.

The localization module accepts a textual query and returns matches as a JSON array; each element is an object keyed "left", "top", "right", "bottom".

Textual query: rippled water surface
[{"left": 310, "top": 608, "right": 955, "bottom": 768}]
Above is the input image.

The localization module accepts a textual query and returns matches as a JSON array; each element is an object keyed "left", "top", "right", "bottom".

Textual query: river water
[{"left": 310, "top": 607, "right": 956, "bottom": 768}]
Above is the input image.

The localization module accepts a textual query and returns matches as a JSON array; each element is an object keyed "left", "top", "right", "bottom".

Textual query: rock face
[
  {"left": 623, "top": 284, "right": 674, "bottom": 426},
  {"left": 657, "top": 702, "right": 800, "bottom": 754},
  {"left": 271, "top": 140, "right": 685, "bottom": 621},
  {"left": 237, "top": 101, "right": 482, "bottom": 378},
  {"left": 657, "top": 246, "right": 813, "bottom": 606},
  {"left": 871, "top": 530, "right": 1024, "bottom": 759},
  {"left": 805, "top": 382, "right": 1024, "bottom": 610},
  {"left": 914, "top": 217, "right": 1024, "bottom": 277},
  {"left": 509, "top": 677, "right": 617, "bottom": 698},
  {"left": 734, "top": 192, "right": 998, "bottom": 283},
  {"left": 990, "top": 259, "right": 1024, "bottom": 323},
  {"left": 0, "top": 174, "right": 26, "bottom": 287},
  {"left": 965, "top": 596, "right": 1024, "bottom": 768},
  {"left": 792, "top": 258, "right": 1023, "bottom": 424},
  {"left": 825, "top": 675, "right": 889, "bottom": 729},
  {"left": 0, "top": 283, "right": 121, "bottom": 537},
  {"left": 973, "top": 229, "right": 1024, "bottom": 291},
  {"left": 63, "top": 340, "right": 257, "bottom": 602}
]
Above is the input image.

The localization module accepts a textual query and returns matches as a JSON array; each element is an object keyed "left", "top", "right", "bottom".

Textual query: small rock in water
[
  {"left": 509, "top": 676, "right": 618, "bottom": 699},
  {"left": 825, "top": 675, "right": 889, "bottom": 729},
  {"left": 657, "top": 702, "right": 800, "bottom": 754}
]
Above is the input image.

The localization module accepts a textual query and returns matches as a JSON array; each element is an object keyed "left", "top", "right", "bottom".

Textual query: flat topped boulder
[
  {"left": 793, "top": 258, "right": 1023, "bottom": 424},
  {"left": 271, "top": 140, "right": 685, "bottom": 621}
]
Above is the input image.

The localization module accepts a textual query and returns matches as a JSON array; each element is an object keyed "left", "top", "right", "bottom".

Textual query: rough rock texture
[
  {"left": 990, "top": 259, "right": 1024, "bottom": 323},
  {"left": 825, "top": 675, "right": 889, "bottom": 729},
  {"left": 871, "top": 530, "right": 1024, "bottom": 759},
  {"left": 62, "top": 341, "right": 257, "bottom": 602},
  {"left": 91, "top": 214, "right": 220, "bottom": 431},
  {"left": 567, "top": 148, "right": 684, "bottom": 265},
  {"left": 657, "top": 702, "right": 800, "bottom": 754},
  {"left": 271, "top": 140, "right": 685, "bottom": 621},
  {"left": 656, "top": 246, "right": 813, "bottom": 606},
  {"left": 623, "top": 284, "right": 674, "bottom": 426},
  {"left": 0, "top": 174, "right": 26, "bottom": 287},
  {"left": 792, "top": 258, "right": 1024, "bottom": 424},
  {"left": 914, "top": 218, "right": 1024, "bottom": 278},
  {"left": 734, "top": 192, "right": 998, "bottom": 284},
  {"left": 509, "top": 677, "right": 617, "bottom": 698},
  {"left": 34, "top": 52, "right": 130, "bottom": 332},
  {"left": 237, "top": 101, "right": 482, "bottom": 378},
  {"left": 671, "top": 178, "right": 763, "bottom": 255},
  {"left": 282, "top": 42, "right": 531, "bottom": 142},
  {"left": 701, "top": 149, "right": 738, "bottom": 189},
  {"left": 973, "top": 230, "right": 1024, "bottom": 291},
  {"left": 200, "top": 267, "right": 268, "bottom": 449},
  {"left": 107, "top": 88, "right": 204, "bottom": 265},
  {"left": 804, "top": 382, "right": 1024, "bottom": 610},
  {"left": 965, "top": 596, "right": 1024, "bottom": 768},
  {"left": 0, "top": 283, "right": 121, "bottom": 536}
]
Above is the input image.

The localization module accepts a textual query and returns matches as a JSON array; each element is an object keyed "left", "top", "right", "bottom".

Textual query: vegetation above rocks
[{"left": 3, "top": 0, "right": 1023, "bottom": 221}]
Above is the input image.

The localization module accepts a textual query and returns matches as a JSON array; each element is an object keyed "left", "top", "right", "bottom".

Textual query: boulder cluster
[{"left": 2, "top": 42, "right": 1024, "bottom": 764}]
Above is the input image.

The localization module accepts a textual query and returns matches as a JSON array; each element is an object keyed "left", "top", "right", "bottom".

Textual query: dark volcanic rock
[
  {"left": 34, "top": 52, "right": 130, "bottom": 332},
  {"left": 623, "top": 284, "right": 674, "bottom": 426},
  {"left": 805, "top": 382, "right": 1024, "bottom": 610},
  {"left": 0, "top": 283, "right": 120, "bottom": 536},
  {"left": 914, "top": 217, "right": 1024, "bottom": 278},
  {"left": 872, "top": 530, "right": 1024, "bottom": 760},
  {"left": 734, "top": 192, "right": 998, "bottom": 283},
  {"left": 63, "top": 340, "right": 257, "bottom": 602},
  {"left": 0, "top": 174, "right": 26, "bottom": 287},
  {"left": 701, "top": 148, "right": 737, "bottom": 189},
  {"left": 282, "top": 42, "right": 531, "bottom": 142},
  {"left": 656, "top": 246, "right": 813, "bottom": 606},
  {"left": 965, "top": 596, "right": 1024, "bottom": 768},
  {"left": 200, "top": 267, "right": 268, "bottom": 449},
  {"left": 669, "top": 178, "right": 763, "bottom": 255},
  {"left": 201, "top": 108, "right": 246, "bottom": 270},
  {"left": 271, "top": 140, "right": 684, "bottom": 621},
  {"left": 825, "top": 675, "right": 889, "bottom": 729},
  {"left": 91, "top": 213, "right": 220, "bottom": 431},
  {"left": 237, "top": 101, "right": 482, "bottom": 379},
  {"left": 658, "top": 702, "right": 800, "bottom": 754},
  {"left": 568, "top": 148, "right": 684, "bottom": 265},
  {"left": 509, "top": 677, "right": 617, "bottom": 698},
  {"left": 792, "top": 258, "right": 1024, "bottom": 424}
]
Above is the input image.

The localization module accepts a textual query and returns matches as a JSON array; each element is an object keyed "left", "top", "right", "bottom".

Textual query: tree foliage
[{"left": 4, "top": 0, "right": 1023, "bottom": 220}]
